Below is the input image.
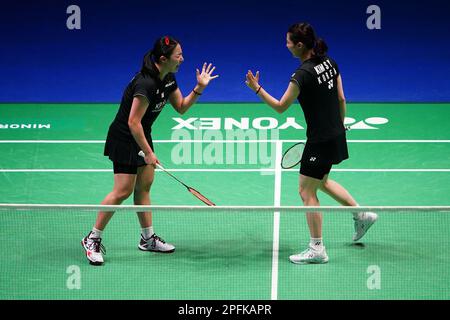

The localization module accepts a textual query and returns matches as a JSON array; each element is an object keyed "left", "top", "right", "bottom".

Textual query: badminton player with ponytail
[
  {"left": 245, "top": 23, "right": 377, "bottom": 264},
  {"left": 82, "top": 36, "right": 219, "bottom": 265}
]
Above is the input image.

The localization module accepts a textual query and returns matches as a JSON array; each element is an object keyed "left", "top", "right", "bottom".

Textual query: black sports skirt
[
  {"left": 104, "top": 132, "right": 154, "bottom": 167},
  {"left": 301, "top": 132, "right": 349, "bottom": 166}
]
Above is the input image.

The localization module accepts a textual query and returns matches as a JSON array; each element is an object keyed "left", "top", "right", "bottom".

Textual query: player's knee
[
  {"left": 135, "top": 182, "right": 152, "bottom": 194},
  {"left": 299, "top": 187, "right": 315, "bottom": 202},
  {"left": 319, "top": 180, "right": 329, "bottom": 192},
  {"left": 114, "top": 188, "right": 133, "bottom": 201}
]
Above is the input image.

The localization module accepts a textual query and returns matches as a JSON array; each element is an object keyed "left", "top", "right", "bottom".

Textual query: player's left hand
[{"left": 196, "top": 62, "right": 219, "bottom": 87}]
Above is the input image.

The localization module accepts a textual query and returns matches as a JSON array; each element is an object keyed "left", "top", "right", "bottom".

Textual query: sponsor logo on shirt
[
  {"left": 314, "top": 64, "right": 326, "bottom": 74},
  {"left": 165, "top": 81, "right": 175, "bottom": 88},
  {"left": 316, "top": 59, "right": 338, "bottom": 88},
  {"left": 328, "top": 79, "right": 334, "bottom": 89},
  {"left": 153, "top": 100, "right": 167, "bottom": 112}
]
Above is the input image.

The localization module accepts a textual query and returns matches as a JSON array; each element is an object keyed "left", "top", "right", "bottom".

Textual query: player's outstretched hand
[{"left": 196, "top": 62, "right": 219, "bottom": 88}]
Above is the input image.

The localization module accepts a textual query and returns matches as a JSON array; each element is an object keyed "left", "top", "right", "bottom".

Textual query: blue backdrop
[{"left": 1, "top": 0, "right": 450, "bottom": 102}]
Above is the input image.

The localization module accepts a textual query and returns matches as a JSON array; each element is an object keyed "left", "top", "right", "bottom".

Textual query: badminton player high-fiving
[
  {"left": 245, "top": 23, "right": 377, "bottom": 264},
  {"left": 82, "top": 36, "right": 219, "bottom": 266}
]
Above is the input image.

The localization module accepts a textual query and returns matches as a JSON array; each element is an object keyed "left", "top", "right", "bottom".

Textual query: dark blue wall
[{"left": 1, "top": 0, "right": 450, "bottom": 102}]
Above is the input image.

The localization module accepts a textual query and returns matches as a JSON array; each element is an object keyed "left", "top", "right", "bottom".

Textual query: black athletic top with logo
[
  {"left": 104, "top": 68, "right": 178, "bottom": 166},
  {"left": 108, "top": 71, "right": 178, "bottom": 142},
  {"left": 290, "top": 56, "right": 344, "bottom": 143}
]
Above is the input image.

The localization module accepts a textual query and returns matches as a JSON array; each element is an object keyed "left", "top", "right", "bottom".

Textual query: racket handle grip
[{"left": 138, "top": 151, "right": 163, "bottom": 169}]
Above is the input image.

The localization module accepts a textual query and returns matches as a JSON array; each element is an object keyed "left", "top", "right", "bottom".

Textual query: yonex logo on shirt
[{"left": 328, "top": 80, "right": 334, "bottom": 89}]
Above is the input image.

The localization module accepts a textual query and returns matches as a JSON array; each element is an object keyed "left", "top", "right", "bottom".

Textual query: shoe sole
[
  {"left": 138, "top": 245, "right": 175, "bottom": 253},
  {"left": 290, "top": 258, "right": 329, "bottom": 264},
  {"left": 353, "top": 217, "right": 378, "bottom": 241},
  {"left": 81, "top": 240, "right": 104, "bottom": 266}
]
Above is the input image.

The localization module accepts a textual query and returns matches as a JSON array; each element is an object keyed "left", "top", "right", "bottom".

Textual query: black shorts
[
  {"left": 300, "top": 162, "right": 332, "bottom": 180},
  {"left": 113, "top": 162, "right": 147, "bottom": 174},
  {"left": 299, "top": 132, "right": 349, "bottom": 180},
  {"left": 104, "top": 132, "right": 154, "bottom": 167}
]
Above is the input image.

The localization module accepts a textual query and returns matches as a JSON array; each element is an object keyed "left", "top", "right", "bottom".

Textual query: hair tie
[{"left": 164, "top": 36, "right": 170, "bottom": 46}]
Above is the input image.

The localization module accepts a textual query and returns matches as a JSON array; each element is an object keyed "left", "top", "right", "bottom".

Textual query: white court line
[
  {"left": 0, "top": 140, "right": 106, "bottom": 143},
  {"left": 271, "top": 141, "right": 282, "bottom": 301},
  {"left": 0, "top": 169, "right": 112, "bottom": 172},
  {"left": 1, "top": 168, "right": 450, "bottom": 173},
  {"left": 292, "top": 140, "right": 450, "bottom": 143},
  {"left": 1, "top": 140, "right": 450, "bottom": 143},
  {"left": 327, "top": 169, "right": 450, "bottom": 172}
]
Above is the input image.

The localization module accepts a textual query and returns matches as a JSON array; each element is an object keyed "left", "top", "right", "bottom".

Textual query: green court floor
[{"left": 0, "top": 103, "right": 449, "bottom": 299}]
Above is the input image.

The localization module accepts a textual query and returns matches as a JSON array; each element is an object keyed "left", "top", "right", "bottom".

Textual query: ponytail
[
  {"left": 288, "top": 23, "right": 328, "bottom": 57},
  {"left": 313, "top": 38, "right": 328, "bottom": 57},
  {"left": 140, "top": 49, "right": 155, "bottom": 76}
]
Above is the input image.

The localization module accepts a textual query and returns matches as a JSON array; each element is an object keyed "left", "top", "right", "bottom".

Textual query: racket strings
[{"left": 281, "top": 143, "right": 305, "bottom": 169}]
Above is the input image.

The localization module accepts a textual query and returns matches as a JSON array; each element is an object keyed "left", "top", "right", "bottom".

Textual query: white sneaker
[
  {"left": 289, "top": 246, "right": 329, "bottom": 264},
  {"left": 353, "top": 212, "right": 378, "bottom": 241},
  {"left": 81, "top": 232, "right": 105, "bottom": 266},
  {"left": 138, "top": 234, "right": 175, "bottom": 253}
]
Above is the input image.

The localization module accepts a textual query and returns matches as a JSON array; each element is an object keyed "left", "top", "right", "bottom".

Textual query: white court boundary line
[
  {"left": 2, "top": 204, "right": 449, "bottom": 212},
  {"left": 1, "top": 139, "right": 450, "bottom": 143},
  {"left": 271, "top": 141, "right": 282, "bottom": 300},
  {"left": 1, "top": 168, "right": 450, "bottom": 173}
]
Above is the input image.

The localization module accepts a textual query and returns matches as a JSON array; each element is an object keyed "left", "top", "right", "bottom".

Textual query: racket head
[
  {"left": 187, "top": 187, "right": 216, "bottom": 206},
  {"left": 281, "top": 142, "right": 305, "bottom": 169}
]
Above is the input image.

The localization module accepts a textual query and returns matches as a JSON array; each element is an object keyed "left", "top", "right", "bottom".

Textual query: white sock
[
  {"left": 141, "top": 226, "right": 154, "bottom": 239},
  {"left": 310, "top": 238, "right": 323, "bottom": 249},
  {"left": 89, "top": 227, "right": 103, "bottom": 239}
]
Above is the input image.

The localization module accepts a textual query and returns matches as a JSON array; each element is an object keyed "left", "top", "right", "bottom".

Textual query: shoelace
[
  {"left": 148, "top": 234, "right": 166, "bottom": 247},
  {"left": 301, "top": 246, "right": 320, "bottom": 257},
  {"left": 300, "top": 248, "right": 312, "bottom": 256},
  {"left": 87, "top": 238, "right": 106, "bottom": 255}
]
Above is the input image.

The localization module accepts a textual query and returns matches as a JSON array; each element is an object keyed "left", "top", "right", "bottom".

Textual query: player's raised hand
[
  {"left": 245, "top": 70, "right": 260, "bottom": 92},
  {"left": 196, "top": 62, "right": 219, "bottom": 87}
]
